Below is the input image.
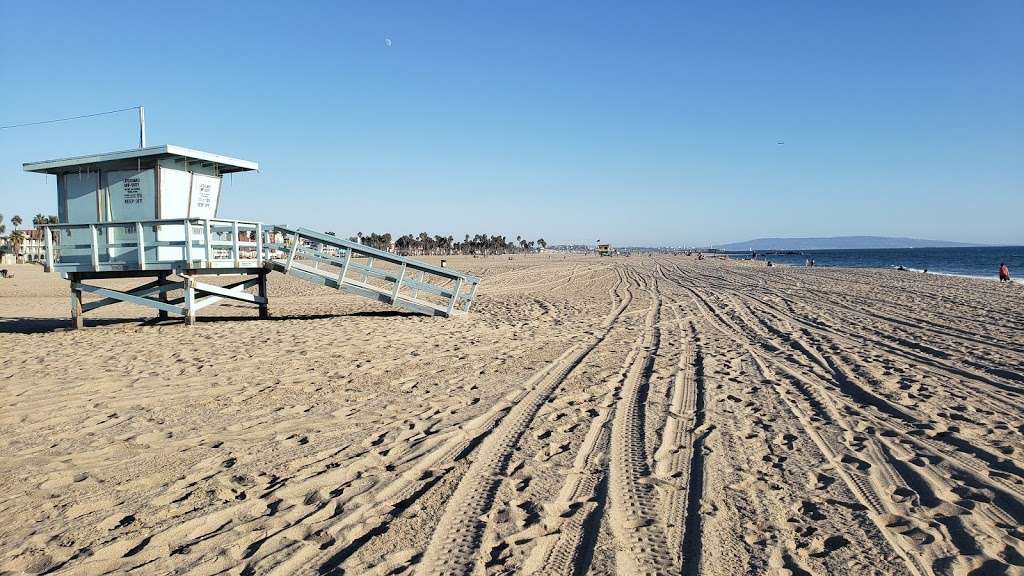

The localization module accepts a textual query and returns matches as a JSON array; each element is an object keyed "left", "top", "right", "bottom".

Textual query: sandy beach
[{"left": 1, "top": 255, "right": 1022, "bottom": 575}]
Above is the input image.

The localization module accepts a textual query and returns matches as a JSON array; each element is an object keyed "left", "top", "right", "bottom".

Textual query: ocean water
[{"left": 724, "top": 246, "right": 1024, "bottom": 281}]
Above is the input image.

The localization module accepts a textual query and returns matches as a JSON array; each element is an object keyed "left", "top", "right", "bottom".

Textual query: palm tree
[
  {"left": 538, "top": 238, "right": 547, "bottom": 249},
  {"left": 9, "top": 230, "right": 25, "bottom": 260},
  {"left": 11, "top": 215, "right": 22, "bottom": 231},
  {"left": 32, "top": 214, "right": 48, "bottom": 226},
  {"left": 395, "top": 234, "right": 412, "bottom": 254}
]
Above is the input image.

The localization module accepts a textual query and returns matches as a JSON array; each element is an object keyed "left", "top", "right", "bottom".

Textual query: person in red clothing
[{"left": 999, "top": 262, "right": 1010, "bottom": 282}]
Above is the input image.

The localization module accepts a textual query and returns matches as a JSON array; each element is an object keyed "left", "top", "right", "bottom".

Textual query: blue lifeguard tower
[{"left": 25, "top": 145, "right": 480, "bottom": 327}]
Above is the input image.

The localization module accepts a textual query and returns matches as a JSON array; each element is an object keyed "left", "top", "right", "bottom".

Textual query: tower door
[{"left": 61, "top": 171, "right": 100, "bottom": 264}]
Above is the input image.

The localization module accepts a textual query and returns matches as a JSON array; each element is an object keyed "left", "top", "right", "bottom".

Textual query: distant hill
[{"left": 717, "top": 236, "right": 981, "bottom": 251}]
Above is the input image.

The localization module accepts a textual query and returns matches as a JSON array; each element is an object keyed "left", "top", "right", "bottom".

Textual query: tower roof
[{"left": 23, "top": 144, "right": 258, "bottom": 174}]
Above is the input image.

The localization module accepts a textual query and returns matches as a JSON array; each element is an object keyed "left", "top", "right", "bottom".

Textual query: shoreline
[
  {"left": 733, "top": 258, "right": 1023, "bottom": 284},
  {"left": 890, "top": 266, "right": 1023, "bottom": 284}
]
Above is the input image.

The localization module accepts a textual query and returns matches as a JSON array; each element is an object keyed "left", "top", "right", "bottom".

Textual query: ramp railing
[{"left": 267, "top": 225, "right": 480, "bottom": 317}]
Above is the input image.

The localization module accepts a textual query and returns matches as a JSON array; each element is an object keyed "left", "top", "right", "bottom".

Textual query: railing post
[
  {"left": 89, "top": 224, "right": 99, "bottom": 269},
  {"left": 256, "top": 223, "right": 264, "bottom": 267},
  {"left": 136, "top": 221, "right": 146, "bottom": 270},
  {"left": 232, "top": 220, "right": 240, "bottom": 268},
  {"left": 285, "top": 231, "right": 299, "bottom": 273},
  {"left": 412, "top": 270, "right": 424, "bottom": 300},
  {"left": 203, "top": 219, "right": 212, "bottom": 267},
  {"left": 446, "top": 277, "right": 463, "bottom": 316},
  {"left": 43, "top": 226, "right": 54, "bottom": 272},
  {"left": 391, "top": 263, "right": 406, "bottom": 302},
  {"left": 463, "top": 282, "right": 478, "bottom": 313},
  {"left": 363, "top": 257, "right": 373, "bottom": 283},
  {"left": 337, "top": 248, "right": 352, "bottom": 286},
  {"left": 184, "top": 219, "right": 194, "bottom": 264}
]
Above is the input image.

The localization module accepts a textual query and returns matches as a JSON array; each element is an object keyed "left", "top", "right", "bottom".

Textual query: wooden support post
[
  {"left": 183, "top": 276, "right": 196, "bottom": 326},
  {"left": 158, "top": 272, "right": 170, "bottom": 319},
  {"left": 258, "top": 270, "right": 269, "bottom": 319},
  {"left": 70, "top": 273, "right": 83, "bottom": 329}
]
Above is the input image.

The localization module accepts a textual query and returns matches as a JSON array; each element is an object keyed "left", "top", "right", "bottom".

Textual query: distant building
[
  {"left": 0, "top": 228, "right": 55, "bottom": 263},
  {"left": 596, "top": 243, "right": 613, "bottom": 256},
  {"left": 24, "top": 228, "right": 50, "bottom": 262}
]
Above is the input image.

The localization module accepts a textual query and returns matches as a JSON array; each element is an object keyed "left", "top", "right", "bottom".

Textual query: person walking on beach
[{"left": 999, "top": 262, "right": 1010, "bottom": 282}]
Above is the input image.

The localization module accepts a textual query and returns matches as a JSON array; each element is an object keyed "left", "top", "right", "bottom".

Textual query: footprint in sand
[
  {"left": 806, "top": 470, "right": 836, "bottom": 491},
  {"left": 809, "top": 534, "right": 850, "bottom": 558}
]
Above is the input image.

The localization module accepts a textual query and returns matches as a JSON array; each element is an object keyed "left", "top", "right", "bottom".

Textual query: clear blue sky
[{"left": 1, "top": 1, "right": 1021, "bottom": 246}]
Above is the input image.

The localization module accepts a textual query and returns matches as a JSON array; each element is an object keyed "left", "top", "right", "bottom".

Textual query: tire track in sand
[
  {"left": 653, "top": 308, "right": 709, "bottom": 573},
  {"left": 690, "top": 283, "right": 1024, "bottom": 574},
  {"left": 210, "top": 274, "right": 638, "bottom": 575},
  {"left": 520, "top": 294, "right": 658, "bottom": 574},
  {"left": 684, "top": 285, "right": 932, "bottom": 576},
  {"left": 415, "top": 269, "right": 635, "bottom": 575},
  {"left": 606, "top": 282, "right": 681, "bottom": 575}
]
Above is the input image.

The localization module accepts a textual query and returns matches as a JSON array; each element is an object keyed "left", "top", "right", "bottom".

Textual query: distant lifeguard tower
[
  {"left": 596, "top": 243, "right": 613, "bottom": 257},
  {"left": 26, "top": 145, "right": 480, "bottom": 328}
]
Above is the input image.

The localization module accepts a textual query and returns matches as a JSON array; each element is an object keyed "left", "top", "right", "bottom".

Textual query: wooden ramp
[{"left": 268, "top": 225, "right": 480, "bottom": 317}]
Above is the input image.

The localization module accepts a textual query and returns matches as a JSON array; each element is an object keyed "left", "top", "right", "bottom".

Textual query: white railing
[
  {"left": 267, "top": 225, "right": 481, "bottom": 316},
  {"left": 41, "top": 218, "right": 482, "bottom": 317},
  {"left": 43, "top": 218, "right": 264, "bottom": 273}
]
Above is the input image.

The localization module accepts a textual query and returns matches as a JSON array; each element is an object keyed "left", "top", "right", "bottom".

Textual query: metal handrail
[
  {"left": 268, "top": 224, "right": 480, "bottom": 315},
  {"left": 273, "top": 225, "right": 481, "bottom": 284},
  {"left": 43, "top": 218, "right": 264, "bottom": 272}
]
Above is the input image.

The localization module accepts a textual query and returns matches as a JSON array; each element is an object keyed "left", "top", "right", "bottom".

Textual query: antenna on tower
[{"left": 138, "top": 105, "right": 146, "bottom": 148}]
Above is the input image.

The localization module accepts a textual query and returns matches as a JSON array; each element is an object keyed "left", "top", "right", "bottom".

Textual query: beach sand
[{"left": 1, "top": 255, "right": 1022, "bottom": 575}]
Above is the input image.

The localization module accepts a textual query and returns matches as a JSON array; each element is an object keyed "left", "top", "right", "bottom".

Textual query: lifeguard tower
[
  {"left": 26, "top": 145, "right": 480, "bottom": 328},
  {"left": 596, "top": 243, "right": 613, "bottom": 257}
]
